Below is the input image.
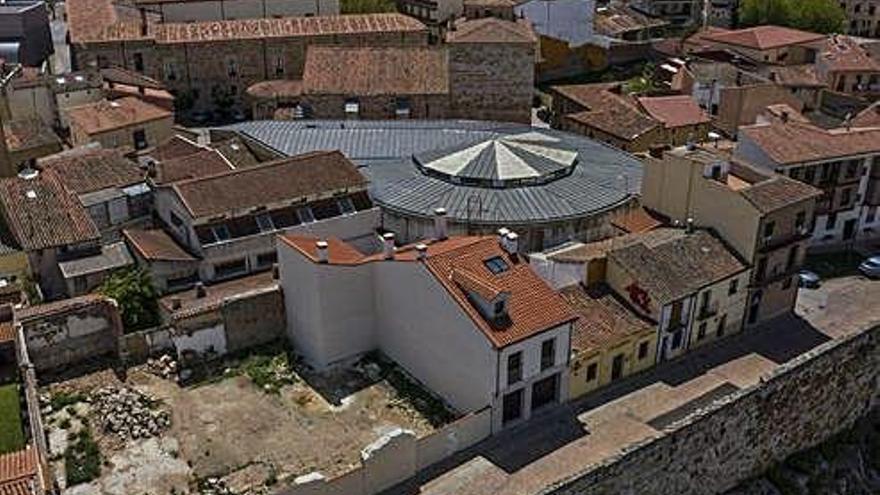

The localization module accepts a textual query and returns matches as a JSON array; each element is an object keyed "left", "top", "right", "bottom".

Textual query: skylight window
[
  {"left": 211, "top": 224, "right": 231, "bottom": 242},
  {"left": 484, "top": 256, "right": 509, "bottom": 275},
  {"left": 297, "top": 207, "right": 315, "bottom": 224},
  {"left": 337, "top": 197, "right": 355, "bottom": 214},
  {"left": 256, "top": 213, "right": 275, "bottom": 232}
]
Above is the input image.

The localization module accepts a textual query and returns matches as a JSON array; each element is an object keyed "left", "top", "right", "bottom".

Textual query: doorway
[
  {"left": 843, "top": 218, "right": 857, "bottom": 241},
  {"left": 530, "top": 374, "right": 559, "bottom": 411},
  {"left": 611, "top": 354, "right": 625, "bottom": 381}
]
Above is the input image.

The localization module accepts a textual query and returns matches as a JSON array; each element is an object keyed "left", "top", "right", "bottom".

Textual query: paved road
[{"left": 387, "top": 276, "right": 880, "bottom": 495}]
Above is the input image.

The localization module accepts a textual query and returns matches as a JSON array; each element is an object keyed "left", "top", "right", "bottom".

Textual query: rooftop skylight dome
[{"left": 413, "top": 132, "right": 579, "bottom": 188}]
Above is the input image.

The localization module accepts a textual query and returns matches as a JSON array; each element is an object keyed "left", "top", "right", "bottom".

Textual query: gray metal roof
[
  {"left": 220, "top": 120, "right": 643, "bottom": 225},
  {"left": 58, "top": 242, "right": 133, "bottom": 279}
]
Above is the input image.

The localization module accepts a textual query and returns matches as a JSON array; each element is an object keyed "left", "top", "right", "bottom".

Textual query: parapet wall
[{"left": 543, "top": 323, "right": 880, "bottom": 495}]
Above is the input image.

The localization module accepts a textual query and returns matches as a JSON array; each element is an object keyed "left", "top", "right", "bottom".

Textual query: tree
[
  {"left": 739, "top": 0, "right": 845, "bottom": 34},
  {"left": 97, "top": 268, "right": 159, "bottom": 332}
]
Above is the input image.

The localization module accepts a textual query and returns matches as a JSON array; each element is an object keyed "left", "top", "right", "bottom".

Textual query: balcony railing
[
  {"left": 697, "top": 303, "right": 719, "bottom": 321},
  {"left": 757, "top": 228, "right": 811, "bottom": 253}
]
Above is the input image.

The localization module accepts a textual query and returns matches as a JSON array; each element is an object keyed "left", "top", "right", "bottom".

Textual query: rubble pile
[
  {"left": 200, "top": 477, "right": 233, "bottom": 495},
  {"left": 91, "top": 386, "right": 171, "bottom": 440},
  {"left": 147, "top": 354, "right": 179, "bottom": 380}
]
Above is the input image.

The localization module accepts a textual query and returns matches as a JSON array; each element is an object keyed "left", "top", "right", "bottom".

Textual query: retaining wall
[{"left": 542, "top": 323, "right": 880, "bottom": 495}]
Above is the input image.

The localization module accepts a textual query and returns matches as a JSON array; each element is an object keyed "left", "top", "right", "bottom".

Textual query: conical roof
[{"left": 413, "top": 132, "right": 579, "bottom": 188}]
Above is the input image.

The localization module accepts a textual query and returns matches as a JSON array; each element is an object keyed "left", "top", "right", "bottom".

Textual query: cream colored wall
[
  {"left": 569, "top": 326, "right": 657, "bottom": 399},
  {"left": 606, "top": 256, "right": 662, "bottom": 320},
  {"left": 686, "top": 271, "right": 749, "bottom": 350},
  {"left": 73, "top": 115, "right": 174, "bottom": 150}
]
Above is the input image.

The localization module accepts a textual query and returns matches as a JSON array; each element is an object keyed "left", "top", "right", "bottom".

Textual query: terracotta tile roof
[
  {"left": 818, "top": 35, "right": 880, "bottom": 73},
  {"left": 168, "top": 150, "right": 367, "bottom": 218},
  {"left": 66, "top": 0, "right": 157, "bottom": 43},
  {"left": 0, "top": 321, "right": 13, "bottom": 344},
  {"left": 41, "top": 149, "right": 144, "bottom": 194},
  {"left": 0, "top": 171, "right": 100, "bottom": 251},
  {"left": 3, "top": 119, "right": 61, "bottom": 154},
  {"left": 159, "top": 271, "right": 277, "bottom": 320},
  {"left": 850, "top": 102, "right": 880, "bottom": 128},
  {"left": 560, "top": 284, "right": 655, "bottom": 355},
  {"left": 682, "top": 26, "right": 731, "bottom": 52},
  {"left": 304, "top": 47, "right": 449, "bottom": 96},
  {"left": 739, "top": 121, "right": 880, "bottom": 164},
  {"left": 426, "top": 237, "right": 577, "bottom": 348},
  {"left": 636, "top": 95, "right": 710, "bottom": 129},
  {"left": 156, "top": 13, "right": 426, "bottom": 43},
  {"left": 210, "top": 138, "right": 260, "bottom": 169},
  {"left": 446, "top": 17, "right": 537, "bottom": 44},
  {"left": 245, "top": 80, "right": 303, "bottom": 100},
  {"left": 608, "top": 229, "right": 747, "bottom": 304},
  {"left": 279, "top": 234, "right": 479, "bottom": 266},
  {"left": 452, "top": 267, "right": 505, "bottom": 301},
  {"left": 554, "top": 83, "right": 660, "bottom": 140},
  {"left": 0, "top": 446, "right": 37, "bottom": 495},
  {"left": 147, "top": 135, "right": 205, "bottom": 162},
  {"left": 16, "top": 294, "right": 110, "bottom": 321},
  {"left": 739, "top": 175, "right": 821, "bottom": 214},
  {"left": 66, "top": 97, "right": 172, "bottom": 136},
  {"left": 152, "top": 148, "right": 233, "bottom": 184},
  {"left": 594, "top": 4, "right": 668, "bottom": 37},
  {"left": 547, "top": 239, "right": 614, "bottom": 263},
  {"left": 701, "top": 25, "right": 825, "bottom": 51},
  {"left": 123, "top": 228, "right": 196, "bottom": 262},
  {"left": 100, "top": 66, "right": 165, "bottom": 90},
  {"left": 611, "top": 207, "right": 664, "bottom": 234}
]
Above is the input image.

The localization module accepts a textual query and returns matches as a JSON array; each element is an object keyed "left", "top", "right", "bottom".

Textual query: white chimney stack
[
  {"left": 504, "top": 231, "right": 519, "bottom": 254},
  {"left": 382, "top": 232, "right": 396, "bottom": 259},
  {"left": 416, "top": 243, "right": 428, "bottom": 261},
  {"left": 497, "top": 227, "right": 510, "bottom": 248},
  {"left": 316, "top": 240, "right": 329, "bottom": 263},
  {"left": 433, "top": 207, "right": 448, "bottom": 240}
]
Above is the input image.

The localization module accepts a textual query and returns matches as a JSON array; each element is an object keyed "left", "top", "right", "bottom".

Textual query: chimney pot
[
  {"left": 686, "top": 217, "right": 695, "bottom": 234},
  {"left": 497, "top": 227, "right": 510, "bottom": 247},
  {"left": 433, "top": 207, "right": 448, "bottom": 240},
  {"left": 504, "top": 231, "right": 519, "bottom": 254},
  {"left": 415, "top": 243, "right": 428, "bottom": 260},
  {"left": 316, "top": 240, "right": 329, "bottom": 263},
  {"left": 382, "top": 232, "right": 396, "bottom": 259},
  {"left": 195, "top": 282, "right": 206, "bottom": 298}
]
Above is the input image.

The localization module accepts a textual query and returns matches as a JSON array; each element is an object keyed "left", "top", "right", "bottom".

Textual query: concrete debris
[
  {"left": 91, "top": 386, "right": 171, "bottom": 441},
  {"left": 147, "top": 354, "right": 180, "bottom": 381}
]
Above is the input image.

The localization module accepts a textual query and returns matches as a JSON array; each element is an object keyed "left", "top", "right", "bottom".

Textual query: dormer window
[
  {"left": 484, "top": 256, "right": 509, "bottom": 274},
  {"left": 211, "top": 224, "right": 231, "bottom": 242},
  {"left": 494, "top": 299, "right": 506, "bottom": 315}
]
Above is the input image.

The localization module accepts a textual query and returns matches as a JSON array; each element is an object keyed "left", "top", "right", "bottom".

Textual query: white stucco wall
[
  {"left": 374, "top": 261, "right": 497, "bottom": 415},
  {"left": 172, "top": 323, "right": 228, "bottom": 359}
]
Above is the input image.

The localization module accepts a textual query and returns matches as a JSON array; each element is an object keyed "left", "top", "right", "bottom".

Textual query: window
[
  {"left": 344, "top": 98, "right": 360, "bottom": 118},
  {"left": 74, "top": 275, "right": 88, "bottom": 294},
  {"left": 586, "top": 362, "right": 598, "bottom": 381},
  {"left": 540, "top": 338, "right": 555, "bottom": 371},
  {"left": 697, "top": 322, "right": 707, "bottom": 340},
  {"left": 637, "top": 341, "right": 649, "bottom": 360},
  {"left": 215, "top": 258, "right": 247, "bottom": 279},
  {"left": 867, "top": 206, "right": 877, "bottom": 224},
  {"left": 337, "top": 197, "right": 355, "bottom": 214},
  {"left": 846, "top": 160, "right": 859, "bottom": 178},
  {"left": 133, "top": 52, "right": 144, "bottom": 72},
  {"left": 169, "top": 211, "right": 184, "bottom": 227},
  {"left": 795, "top": 211, "right": 807, "bottom": 233},
  {"left": 782, "top": 275, "right": 793, "bottom": 290},
  {"left": 211, "top": 224, "right": 231, "bottom": 242},
  {"left": 274, "top": 56, "right": 284, "bottom": 76},
  {"left": 827, "top": 212, "right": 838, "bottom": 230},
  {"left": 728, "top": 278, "right": 738, "bottom": 295},
  {"left": 164, "top": 62, "right": 177, "bottom": 81},
  {"left": 395, "top": 97, "right": 411, "bottom": 118},
  {"left": 227, "top": 58, "right": 238, "bottom": 77},
  {"left": 133, "top": 129, "right": 147, "bottom": 150},
  {"left": 717, "top": 314, "right": 727, "bottom": 337},
  {"left": 256, "top": 251, "right": 277, "bottom": 268},
  {"left": 507, "top": 352, "right": 522, "bottom": 385},
  {"left": 785, "top": 245, "right": 799, "bottom": 272},
  {"left": 763, "top": 221, "right": 775, "bottom": 241},
  {"left": 756, "top": 257, "right": 767, "bottom": 282},
  {"left": 484, "top": 256, "right": 509, "bottom": 274},
  {"left": 804, "top": 167, "right": 816, "bottom": 183},
  {"left": 255, "top": 213, "right": 275, "bottom": 232},
  {"left": 297, "top": 207, "right": 315, "bottom": 223},
  {"left": 494, "top": 299, "right": 506, "bottom": 316}
]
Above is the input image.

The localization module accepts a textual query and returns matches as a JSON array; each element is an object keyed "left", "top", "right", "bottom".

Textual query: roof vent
[
  {"left": 25, "top": 190, "right": 36, "bottom": 199},
  {"left": 109, "top": 101, "right": 121, "bottom": 108},
  {"left": 316, "top": 240, "right": 328, "bottom": 263},
  {"left": 230, "top": 143, "right": 240, "bottom": 151},
  {"left": 433, "top": 208, "right": 448, "bottom": 240},
  {"left": 18, "top": 168, "right": 38, "bottom": 180},
  {"left": 416, "top": 243, "right": 428, "bottom": 261},
  {"left": 382, "top": 232, "right": 396, "bottom": 260},
  {"left": 195, "top": 282, "right": 206, "bottom": 298},
  {"left": 74, "top": 75, "right": 84, "bottom": 82},
  {"left": 504, "top": 231, "right": 519, "bottom": 254}
]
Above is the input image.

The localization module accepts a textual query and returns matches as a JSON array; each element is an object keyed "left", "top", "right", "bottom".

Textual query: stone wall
[
  {"left": 541, "top": 323, "right": 880, "bottom": 495},
  {"left": 15, "top": 295, "right": 123, "bottom": 372}
]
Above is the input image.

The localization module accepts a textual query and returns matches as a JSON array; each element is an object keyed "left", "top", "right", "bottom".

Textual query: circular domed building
[{"left": 219, "top": 120, "right": 643, "bottom": 252}]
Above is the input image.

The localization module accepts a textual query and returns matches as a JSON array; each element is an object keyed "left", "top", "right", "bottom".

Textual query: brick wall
[{"left": 541, "top": 323, "right": 880, "bottom": 495}]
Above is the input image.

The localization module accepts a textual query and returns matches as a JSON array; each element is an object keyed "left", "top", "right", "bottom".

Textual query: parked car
[
  {"left": 797, "top": 270, "right": 821, "bottom": 288},
  {"left": 858, "top": 255, "right": 880, "bottom": 278}
]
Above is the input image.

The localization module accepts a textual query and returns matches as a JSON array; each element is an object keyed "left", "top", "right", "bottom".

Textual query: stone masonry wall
[{"left": 542, "top": 323, "right": 880, "bottom": 495}]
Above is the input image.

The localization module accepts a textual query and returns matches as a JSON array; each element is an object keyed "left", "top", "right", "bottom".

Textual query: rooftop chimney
[
  {"left": 504, "top": 231, "right": 519, "bottom": 254},
  {"left": 382, "top": 232, "right": 396, "bottom": 260},
  {"left": 497, "top": 227, "right": 510, "bottom": 247},
  {"left": 433, "top": 208, "right": 448, "bottom": 240},
  {"left": 316, "top": 240, "right": 328, "bottom": 263},
  {"left": 686, "top": 217, "right": 694, "bottom": 234},
  {"left": 416, "top": 243, "right": 428, "bottom": 261},
  {"left": 195, "top": 282, "right": 206, "bottom": 298}
]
